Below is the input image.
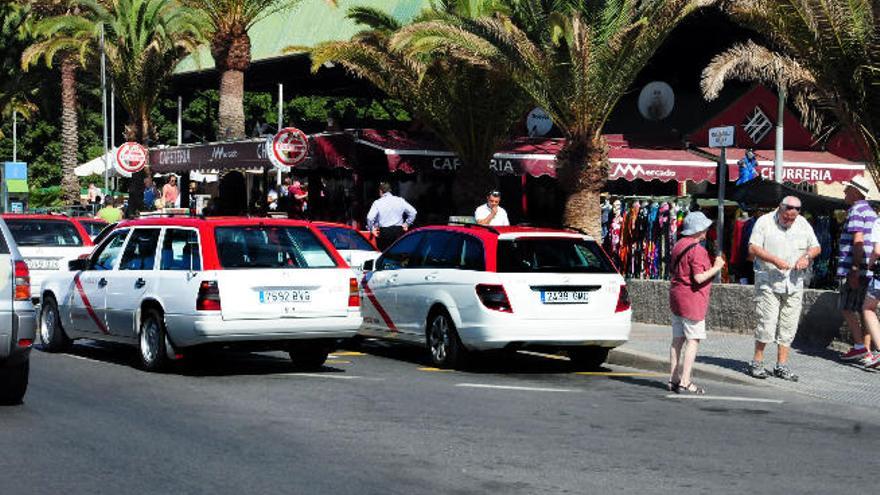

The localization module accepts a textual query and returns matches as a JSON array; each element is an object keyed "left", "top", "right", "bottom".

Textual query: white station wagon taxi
[
  {"left": 38, "top": 217, "right": 362, "bottom": 371},
  {"left": 359, "top": 224, "right": 631, "bottom": 369}
]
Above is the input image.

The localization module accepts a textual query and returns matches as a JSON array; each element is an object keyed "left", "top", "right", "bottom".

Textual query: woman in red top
[{"left": 668, "top": 211, "right": 725, "bottom": 394}]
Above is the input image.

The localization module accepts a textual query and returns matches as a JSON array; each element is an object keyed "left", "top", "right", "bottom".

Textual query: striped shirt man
[{"left": 837, "top": 200, "right": 877, "bottom": 277}]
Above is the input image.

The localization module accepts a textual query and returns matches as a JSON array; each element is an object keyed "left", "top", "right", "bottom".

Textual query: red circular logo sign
[
  {"left": 269, "top": 127, "right": 309, "bottom": 170},
  {"left": 115, "top": 142, "right": 148, "bottom": 176}
]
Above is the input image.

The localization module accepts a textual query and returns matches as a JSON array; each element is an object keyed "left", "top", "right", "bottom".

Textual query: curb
[{"left": 608, "top": 347, "right": 756, "bottom": 386}]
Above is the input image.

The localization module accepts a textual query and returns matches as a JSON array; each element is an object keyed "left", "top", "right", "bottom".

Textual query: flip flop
[{"left": 676, "top": 382, "right": 705, "bottom": 395}]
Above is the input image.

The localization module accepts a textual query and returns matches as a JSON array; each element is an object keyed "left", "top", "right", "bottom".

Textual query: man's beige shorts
[
  {"left": 671, "top": 314, "right": 707, "bottom": 340},
  {"left": 754, "top": 288, "right": 803, "bottom": 346}
]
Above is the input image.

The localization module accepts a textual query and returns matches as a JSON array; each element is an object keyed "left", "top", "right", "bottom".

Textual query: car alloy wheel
[
  {"left": 39, "top": 297, "right": 70, "bottom": 352},
  {"left": 138, "top": 310, "right": 168, "bottom": 372},
  {"left": 427, "top": 311, "right": 465, "bottom": 369}
]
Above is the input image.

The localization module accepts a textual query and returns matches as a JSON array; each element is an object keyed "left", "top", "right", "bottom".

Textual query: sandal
[
  {"left": 676, "top": 382, "right": 705, "bottom": 395},
  {"left": 667, "top": 380, "right": 679, "bottom": 392}
]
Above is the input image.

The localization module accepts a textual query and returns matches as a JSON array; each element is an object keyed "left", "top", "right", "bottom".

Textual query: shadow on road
[{"left": 346, "top": 339, "right": 608, "bottom": 374}]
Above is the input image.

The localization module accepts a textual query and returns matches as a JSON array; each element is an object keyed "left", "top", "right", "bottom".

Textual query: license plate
[
  {"left": 541, "top": 291, "right": 590, "bottom": 304},
  {"left": 26, "top": 258, "right": 59, "bottom": 270},
  {"left": 259, "top": 289, "right": 311, "bottom": 304}
]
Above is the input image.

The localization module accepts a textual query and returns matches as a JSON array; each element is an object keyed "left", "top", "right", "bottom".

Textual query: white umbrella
[{"left": 75, "top": 151, "right": 118, "bottom": 177}]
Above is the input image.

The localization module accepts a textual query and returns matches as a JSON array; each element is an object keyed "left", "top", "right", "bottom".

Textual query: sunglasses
[{"left": 782, "top": 204, "right": 801, "bottom": 212}]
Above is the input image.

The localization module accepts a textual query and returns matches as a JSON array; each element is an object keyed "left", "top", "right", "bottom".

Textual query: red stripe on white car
[
  {"left": 73, "top": 272, "right": 109, "bottom": 335},
  {"left": 362, "top": 281, "right": 397, "bottom": 332}
]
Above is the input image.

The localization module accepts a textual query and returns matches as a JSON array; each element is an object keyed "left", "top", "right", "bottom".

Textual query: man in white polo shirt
[{"left": 475, "top": 190, "right": 510, "bottom": 226}]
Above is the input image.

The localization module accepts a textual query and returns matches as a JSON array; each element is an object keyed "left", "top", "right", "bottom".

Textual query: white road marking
[
  {"left": 517, "top": 350, "right": 570, "bottom": 361},
  {"left": 456, "top": 383, "right": 579, "bottom": 393},
  {"left": 665, "top": 395, "right": 784, "bottom": 404},
  {"left": 282, "top": 373, "right": 380, "bottom": 381},
  {"left": 61, "top": 353, "right": 103, "bottom": 363}
]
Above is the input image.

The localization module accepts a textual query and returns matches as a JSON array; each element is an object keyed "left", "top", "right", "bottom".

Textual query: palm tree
[
  {"left": 396, "top": 0, "right": 714, "bottom": 236},
  {"left": 1, "top": 2, "right": 39, "bottom": 140},
  {"left": 701, "top": 0, "right": 880, "bottom": 184},
  {"left": 307, "top": 1, "right": 527, "bottom": 215},
  {"left": 183, "top": 0, "right": 337, "bottom": 140},
  {"left": 21, "top": 0, "right": 90, "bottom": 204},
  {"left": 27, "top": 0, "right": 204, "bottom": 212}
]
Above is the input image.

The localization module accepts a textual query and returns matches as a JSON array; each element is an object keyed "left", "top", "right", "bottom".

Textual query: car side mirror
[
  {"left": 362, "top": 259, "right": 375, "bottom": 272},
  {"left": 68, "top": 258, "right": 89, "bottom": 271}
]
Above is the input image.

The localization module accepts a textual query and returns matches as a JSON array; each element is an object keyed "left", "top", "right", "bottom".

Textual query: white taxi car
[
  {"left": 359, "top": 224, "right": 631, "bottom": 369},
  {"left": 38, "top": 217, "right": 362, "bottom": 371},
  {"left": 2, "top": 214, "right": 94, "bottom": 301}
]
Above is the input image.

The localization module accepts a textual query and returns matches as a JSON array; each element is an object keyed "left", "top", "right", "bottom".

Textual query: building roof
[{"left": 175, "top": 0, "right": 429, "bottom": 74}]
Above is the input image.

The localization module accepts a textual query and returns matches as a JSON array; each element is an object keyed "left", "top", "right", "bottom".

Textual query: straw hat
[{"left": 843, "top": 176, "right": 871, "bottom": 199}]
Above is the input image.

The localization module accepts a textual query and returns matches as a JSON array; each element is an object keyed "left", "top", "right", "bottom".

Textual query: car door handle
[
  {"left": 388, "top": 275, "right": 399, "bottom": 284},
  {"left": 424, "top": 272, "right": 438, "bottom": 281},
  {"left": 98, "top": 278, "right": 108, "bottom": 288},
  {"left": 134, "top": 278, "right": 146, "bottom": 288}
]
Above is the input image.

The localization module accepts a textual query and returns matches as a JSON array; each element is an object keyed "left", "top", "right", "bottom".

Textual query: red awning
[
  {"left": 353, "top": 129, "right": 865, "bottom": 183},
  {"left": 311, "top": 133, "right": 354, "bottom": 170}
]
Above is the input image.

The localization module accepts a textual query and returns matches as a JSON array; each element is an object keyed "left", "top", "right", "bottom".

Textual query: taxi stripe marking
[
  {"left": 73, "top": 272, "right": 109, "bottom": 335},
  {"left": 362, "top": 282, "right": 397, "bottom": 332}
]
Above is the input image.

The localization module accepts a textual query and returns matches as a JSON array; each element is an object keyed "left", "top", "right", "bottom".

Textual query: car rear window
[
  {"left": 497, "top": 238, "right": 615, "bottom": 273},
  {"left": 80, "top": 220, "right": 107, "bottom": 237},
  {"left": 5, "top": 219, "right": 84, "bottom": 247},
  {"left": 318, "top": 226, "right": 375, "bottom": 252},
  {"left": 214, "top": 225, "right": 337, "bottom": 269}
]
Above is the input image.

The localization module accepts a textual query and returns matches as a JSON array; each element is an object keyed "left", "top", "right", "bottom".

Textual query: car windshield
[
  {"left": 5, "top": 219, "right": 84, "bottom": 247},
  {"left": 317, "top": 226, "right": 375, "bottom": 251},
  {"left": 497, "top": 238, "right": 615, "bottom": 274},
  {"left": 214, "top": 225, "right": 337, "bottom": 269},
  {"left": 80, "top": 220, "right": 107, "bottom": 237}
]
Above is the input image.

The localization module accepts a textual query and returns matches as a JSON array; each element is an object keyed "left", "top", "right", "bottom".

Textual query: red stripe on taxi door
[
  {"left": 73, "top": 272, "right": 109, "bottom": 335},
  {"left": 362, "top": 281, "right": 397, "bottom": 332}
]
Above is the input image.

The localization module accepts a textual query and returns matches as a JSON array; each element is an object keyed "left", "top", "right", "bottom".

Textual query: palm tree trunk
[
  {"left": 124, "top": 114, "right": 149, "bottom": 215},
  {"left": 218, "top": 69, "right": 245, "bottom": 139},
  {"left": 559, "top": 137, "right": 608, "bottom": 238},
  {"left": 59, "top": 54, "right": 80, "bottom": 205}
]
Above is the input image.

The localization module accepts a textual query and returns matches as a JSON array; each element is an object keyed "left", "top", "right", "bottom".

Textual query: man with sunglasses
[{"left": 747, "top": 196, "right": 820, "bottom": 381}]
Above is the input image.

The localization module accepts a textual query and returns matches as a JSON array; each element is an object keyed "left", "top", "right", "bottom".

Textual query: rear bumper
[
  {"left": 0, "top": 309, "right": 36, "bottom": 362},
  {"left": 166, "top": 312, "right": 362, "bottom": 347},
  {"left": 458, "top": 312, "right": 631, "bottom": 351}
]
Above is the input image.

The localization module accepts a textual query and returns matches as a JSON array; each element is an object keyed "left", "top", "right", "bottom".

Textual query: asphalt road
[{"left": 1, "top": 340, "right": 877, "bottom": 495}]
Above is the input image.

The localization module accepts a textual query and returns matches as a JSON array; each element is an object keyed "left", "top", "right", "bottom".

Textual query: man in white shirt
[
  {"left": 475, "top": 190, "right": 510, "bottom": 226},
  {"left": 366, "top": 181, "right": 417, "bottom": 250}
]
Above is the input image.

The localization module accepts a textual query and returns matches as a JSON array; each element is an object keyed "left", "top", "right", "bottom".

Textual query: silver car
[{"left": 0, "top": 218, "right": 37, "bottom": 405}]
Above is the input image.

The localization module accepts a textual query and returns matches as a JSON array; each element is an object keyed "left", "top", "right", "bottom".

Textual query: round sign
[
  {"left": 637, "top": 81, "right": 675, "bottom": 121},
  {"left": 267, "top": 127, "right": 309, "bottom": 171},
  {"left": 114, "top": 142, "right": 149, "bottom": 177},
  {"left": 526, "top": 107, "right": 553, "bottom": 137}
]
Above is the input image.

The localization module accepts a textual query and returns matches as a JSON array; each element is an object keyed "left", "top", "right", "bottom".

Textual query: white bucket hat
[
  {"left": 680, "top": 211, "right": 713, "bottom": 236},
  {"left": 843, "top": 175, "right": 871, "bottom": 199}
]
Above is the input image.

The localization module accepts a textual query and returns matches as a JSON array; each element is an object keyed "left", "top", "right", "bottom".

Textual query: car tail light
[
  {"left": 17, "top": 338, "right": 33, "bottom": 348},
  {"left": 14, "top": 260, "right": 30, "bottom": 301},
  {"left": 615, "top": 285, "right": 631, "bottom": 313},
  {"left": 476, "top": 284, "right": 512, "bottom": 313},
  {"left": 196, "top": 281, "right": 221, "bottom": 311},
  {"left": 348, "top": 277, "right": 360, "bottom": 307}
]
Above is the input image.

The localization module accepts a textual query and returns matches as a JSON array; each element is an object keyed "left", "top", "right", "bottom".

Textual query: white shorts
[{"left": 671, "top": 314, "right": 707, "bottom": 340}]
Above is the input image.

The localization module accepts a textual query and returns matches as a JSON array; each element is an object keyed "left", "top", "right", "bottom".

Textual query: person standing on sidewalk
[
  {"left": 747, "top": 196, "right": 821, "bottom": 381},
  {"left": 668, "top": 211, "right": 725, "bottom": 394},
  {"left": 837, "top": 177, "right": 877, "bottom": 362},
  {"left": 475, "top": 190, "right": 510, "bottom": 226},
  {"left": 858, "top": 215, "right": 880, "bottom": 368},
  {"left": 366, "top": 181, "right": 417, "bottom": 251}
]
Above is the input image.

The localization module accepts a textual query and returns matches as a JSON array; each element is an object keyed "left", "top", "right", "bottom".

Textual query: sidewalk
[{"left": 614, "top": 322, "right": 880, "bottom": 409}]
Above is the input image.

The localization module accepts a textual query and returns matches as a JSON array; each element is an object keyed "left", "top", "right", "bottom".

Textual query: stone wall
[{"left": 627, "top": 279, "right": 846, "bottom": 347}]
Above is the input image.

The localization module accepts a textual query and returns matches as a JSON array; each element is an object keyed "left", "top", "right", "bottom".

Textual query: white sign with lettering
[{"left": 708, "top": 126, "right": 735, "bottom": 148}]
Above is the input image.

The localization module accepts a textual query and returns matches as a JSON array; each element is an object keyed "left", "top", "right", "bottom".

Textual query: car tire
[
  {"left": 138, "top": 309, "right": 169, "bottom": 372},
  {"left": 569, "top": 346, "right": 610, "bottom": 370},
  {"left": 426, "top": 309, "right": 467, "bottom": 369},
  {"left": 39, "top": 296, "right": 72, "bottom": 353},
  {"left": 289, "top": 343, "right": 330, "bottom": 370},
  {"left": 0, "top": 359, "right": 29, "bottom": 405}
]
